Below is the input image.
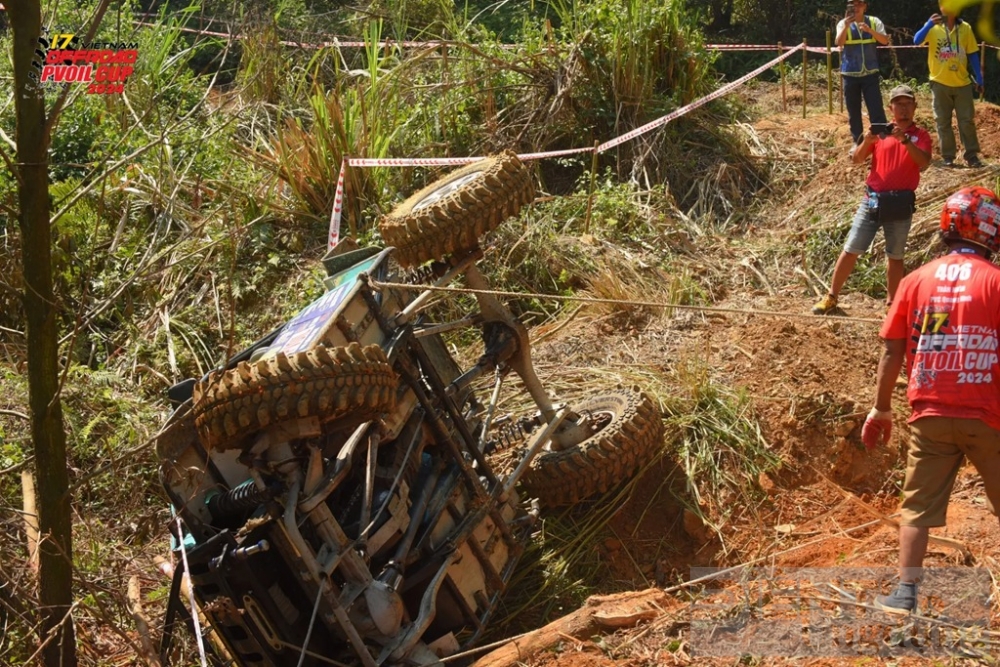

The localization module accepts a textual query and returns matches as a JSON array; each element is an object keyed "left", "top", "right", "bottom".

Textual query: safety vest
[{"left": 841, "top": 18, "right": 880, "bottom": 76}]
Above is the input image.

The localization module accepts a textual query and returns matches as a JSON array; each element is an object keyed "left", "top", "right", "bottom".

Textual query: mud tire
[
  {"left": 521, "top": 390, "right": 664, "bottom": 507},
  {"left": 378, "top": 151, "right": 534, "bottom": 268},
  {"left": 192, "top": 343, "right": 398, "bottom": 450}
]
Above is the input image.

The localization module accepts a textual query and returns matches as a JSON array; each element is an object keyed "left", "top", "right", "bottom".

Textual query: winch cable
[
  {"left": 371, "top": 280, "right": 884, "bottom": 325},
  {"left": 175, "top": 516, "right": 209, "bottom": 667}
]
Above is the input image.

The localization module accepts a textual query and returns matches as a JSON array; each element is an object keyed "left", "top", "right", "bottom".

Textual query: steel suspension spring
[
  {"left": 486, "top": 415, "right": 540, "bottom": 454},
  {"left": 207, "top": 480, "right": 279, "bottom": 521}
]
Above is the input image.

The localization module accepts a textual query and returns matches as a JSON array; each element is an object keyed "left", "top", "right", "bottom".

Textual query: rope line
[{"left": 371, "top": 281, "right": 884, "bottom": 325}]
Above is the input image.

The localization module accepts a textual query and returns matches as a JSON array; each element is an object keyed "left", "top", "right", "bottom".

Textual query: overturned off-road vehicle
[{"left": 156, "top": 152, "right": 664, "bottom": 666}]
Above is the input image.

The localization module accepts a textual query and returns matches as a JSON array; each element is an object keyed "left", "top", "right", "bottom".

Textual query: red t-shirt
[
  {"left": 881, "top": 251, "right": 1000, "bottom": 430},
  {"left": 866, "top": 125, "right": 932, "bottom": 193}
]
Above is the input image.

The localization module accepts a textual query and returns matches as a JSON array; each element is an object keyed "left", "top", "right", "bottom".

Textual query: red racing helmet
[{"left": 940, "top": 186, "right": 1000, "bottom": 253}]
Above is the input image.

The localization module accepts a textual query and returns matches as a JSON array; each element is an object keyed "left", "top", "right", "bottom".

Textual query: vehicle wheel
[
  {"left": 521, "top": 390, "right": 664, "bottom": 507},
  {"left": 192, "top": 343, "right": 398, "bottom": 450},
  {"left": 378, "top": 151, "right": 534, "bottom": 268}
]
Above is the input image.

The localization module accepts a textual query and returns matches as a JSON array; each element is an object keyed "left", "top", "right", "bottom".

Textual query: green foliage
[
  {"left": 664, "top": 359, "right": 780, "bottom": 533},
  {"left": 549, "top": 0, "right": 717, "bottom": 135},
  {"left": 368, "top": 0, "right": 457, "bottom": 38}
]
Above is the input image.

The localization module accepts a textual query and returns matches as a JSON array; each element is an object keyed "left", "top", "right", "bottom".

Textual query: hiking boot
[
  {"left": 812, "top": 294, "right": 838, "bottom": 315},
  {"left": 967, "top": 156, "right": 984, "bottom": 168},
  {"left": 943, "top": 158, "right": 956, "bottom": 168},
  {"left": 874, "top": 582, "right": 917, "bottom": 615}
]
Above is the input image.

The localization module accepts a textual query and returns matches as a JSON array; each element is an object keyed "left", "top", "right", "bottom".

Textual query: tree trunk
[{"left": 9, "top": 3, "right": 78, "bottom": 666}]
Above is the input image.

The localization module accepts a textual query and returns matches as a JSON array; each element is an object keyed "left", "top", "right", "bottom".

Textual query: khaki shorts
[{"left": 900, "top": 416, "right": 1000, "bottom": 527}]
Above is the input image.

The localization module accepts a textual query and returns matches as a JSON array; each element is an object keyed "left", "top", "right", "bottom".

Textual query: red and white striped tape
[
  {"left": 328, "top": 160, "right": 346, "bottom": 250},
  {"left": 327, "top": 44, "right": 810, "bottom": 248},
  {"left": 707, "top": 44, "right": 789, "bottom": 51},
  {"left": 347, "top": 147, "right": 595, "bottom": 167},
  {"left": 346, "top": 156, "right": 483, "bottom": 168},
  {"left": 597, "top": 43, "right": 804, "bottom": 152},
  {"left": 517, "top": 146, "right": 596, "bottom": 161}
]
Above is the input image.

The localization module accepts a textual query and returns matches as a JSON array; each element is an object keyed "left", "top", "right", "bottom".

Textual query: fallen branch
[
  {"left": 470, "top": 588, "right": 667, "bottom": 667},
  {"left": 127, "top": 576, "right": 162, "bottom": 667}
]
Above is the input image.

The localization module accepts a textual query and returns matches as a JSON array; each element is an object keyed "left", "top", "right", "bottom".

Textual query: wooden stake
[
  {"left": 826, "top": 30, "right": 833, "bottom": 114},
  {"left": 583, "top": 141, "right": 600, "bottom": 235},
  {"left": 981, "top": 41, "right": 987, "bottom": 101},
  {"left": 779, "top": 42, "right": 787, "bottom": 113},
  {"left": 802, "top": 38, "right": 808, "bottom": 119}
]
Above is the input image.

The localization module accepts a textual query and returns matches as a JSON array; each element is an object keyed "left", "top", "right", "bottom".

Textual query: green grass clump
[{"left": 663, "top": 360, "right": 780, "bottom": 540}]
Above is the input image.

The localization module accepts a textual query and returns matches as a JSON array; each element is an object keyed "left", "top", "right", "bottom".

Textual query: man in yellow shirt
[{"left": 914, "top": 5, "right": 985, "bottom": 168}]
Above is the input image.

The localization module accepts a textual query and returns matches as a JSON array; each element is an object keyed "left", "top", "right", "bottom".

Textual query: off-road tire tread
[
  {"left": 522, "top": 390, "right": 664, "bottom": 507},
  {"left": 192, "top": 343, "right": 397, "bottom": 450},
  {"left": 378, "top": 151, "right": 534, "bottom": 268}
]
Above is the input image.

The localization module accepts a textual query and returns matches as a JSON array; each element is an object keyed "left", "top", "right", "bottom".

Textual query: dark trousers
[{"left": 844, "top": 73, "right": 886, "bottom": 144}]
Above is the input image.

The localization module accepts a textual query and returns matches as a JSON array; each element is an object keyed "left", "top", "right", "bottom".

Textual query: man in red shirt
[
  {"left": 862, "top": 186, "right": 1000, "bottom": 613},
  {"left": 813, "top": 85, "right": 933, "bottom": 315}
]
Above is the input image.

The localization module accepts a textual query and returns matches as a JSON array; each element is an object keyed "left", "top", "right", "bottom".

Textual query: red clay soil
[{"left": 508, "top": 88, "right": 1000, "bottom": 667}]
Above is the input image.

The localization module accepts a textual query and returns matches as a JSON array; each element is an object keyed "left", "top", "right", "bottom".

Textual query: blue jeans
[
  {"left": 843, "top": 73, "right": 887, "bottom": 144},
  {"left": 844, "top": 193, "right": 911, "bottom": 260}
]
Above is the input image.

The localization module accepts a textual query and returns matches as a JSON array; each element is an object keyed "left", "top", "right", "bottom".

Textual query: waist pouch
[{"left": 869, "top": 189, "right": 916, "bottom": 223}]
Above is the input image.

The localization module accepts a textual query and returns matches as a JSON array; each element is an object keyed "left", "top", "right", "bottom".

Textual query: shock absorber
[
  {"left": 487, "top": 414, "right": 541, "bottom": 454},
  {"left": 206, "top": 480, "right": 280, "bottom": 522}
]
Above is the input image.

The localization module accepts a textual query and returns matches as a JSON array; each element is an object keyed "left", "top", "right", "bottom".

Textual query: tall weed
[
  {"left": 664, "top": 359, "right": 780, "bottom": 538},
  {"left": 252, "top": 21, "right": 405, "bottom": 235}
]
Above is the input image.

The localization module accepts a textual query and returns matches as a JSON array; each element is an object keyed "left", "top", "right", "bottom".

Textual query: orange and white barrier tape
[
  {"left": 328, "top": 161, "right": 346, "bottom": 249},
  {"left": 597, "top": 43, "right": 804, "bottom": 152},
  {"left": 329, "top": 44, "right": 806, "bottom": 249},
  {"left": 346, "top": 156, "right": 483, "bottom": 168}
]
